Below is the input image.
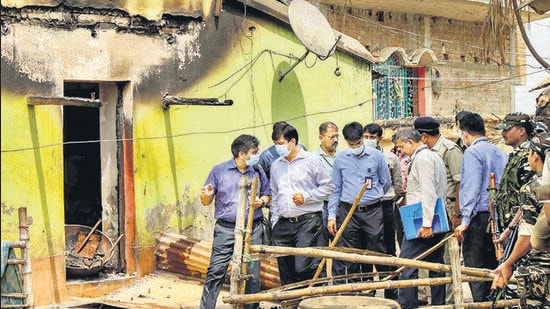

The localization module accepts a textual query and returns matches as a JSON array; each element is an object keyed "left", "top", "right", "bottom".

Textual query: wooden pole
[
  {"left": 19, "top": 207, "right": 33, "bottom": 307},
  {"left": 239, "top": 176, "right": 258, "bottom": 296},
  {"left": 449, "top": 236, "right": 464, "bottom": 308},
  {"left": 251, "top": 245, "right": 497, "bottom": 279},
  {"left": 427, "top": 299, "right": 520, "bottom": 308},
  {"left": 223, "top": 276, "right": 491, "bottom": 304},
  {"left": 310, "top": 182, "right": 369, "bottom": 284},
  {"left": 230, "top": 175, "right": 250, "bottom": 308}
]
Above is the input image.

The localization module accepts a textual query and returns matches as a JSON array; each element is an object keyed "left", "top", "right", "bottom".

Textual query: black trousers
[
  {"left": 333, "top": 201, "right": 386, "bottom": 281},
  {"left": 462, "top": 212, "right": 498, "bottom": 302},
  {"left": 200, "top": 220, "right": 262, "bottom": 309},
  {"left": 272, "top": 212, "right": 322, "bottom": 285}
]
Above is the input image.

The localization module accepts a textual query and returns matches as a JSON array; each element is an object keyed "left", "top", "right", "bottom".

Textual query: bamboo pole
[
  {"left": 311, "top": 182, "right": 369, "bottom": 284},
  {"left": 426, "top": 299, "right": 520, "bottom": 308},
  {"left": 223, "top": 276, "right": 490, "bottom": 304},
  {"left": 251, "top": 245, "right": 496, "bottom": 279},
  {"left": 239, "top": 176, "right": 258, "bottom": 296},
  {"left": 449, "top": 236, "right": 464, "bottom": 308},
  {"left": 229, "top": 175, "right": 250, "bottom": 308},
  {"left": 19, "top": 207, "right": 33, "bottom": 308}
]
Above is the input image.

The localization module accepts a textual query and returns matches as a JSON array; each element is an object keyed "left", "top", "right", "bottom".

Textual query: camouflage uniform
[
  {"left": 495, "top": 140, "right": 536, "bottom": 232},
  {"left": 513, "top": 178, "right": 550, "bottom": 308}
]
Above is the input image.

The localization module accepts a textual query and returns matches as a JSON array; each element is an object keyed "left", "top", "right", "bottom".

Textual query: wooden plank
[{"left": 27, "top": 96, "right": 102, "bottom": 108}]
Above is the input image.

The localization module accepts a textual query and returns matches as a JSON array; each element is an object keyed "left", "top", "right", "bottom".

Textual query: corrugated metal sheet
[{"left": 0, "top": 0, "right": 216, "bottom": 20}]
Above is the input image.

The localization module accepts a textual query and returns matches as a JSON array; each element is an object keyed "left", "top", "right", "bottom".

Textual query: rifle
[{"left": 488, "top": 172, "right": 504, "bottom": 260}]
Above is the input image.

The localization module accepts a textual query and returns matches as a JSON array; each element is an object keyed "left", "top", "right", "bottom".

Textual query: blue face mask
[
  {"left": 363, "top": 139, "right": 378, "bottom": 149},
  {"left": 275, "top": 144, "right": 291, "bottom": 157},
  {"left": 246, "top": 153, "right": 260, "bottom": 166},
  {"left": 350, "top": 144, "right": 364, "bottom": 156}
]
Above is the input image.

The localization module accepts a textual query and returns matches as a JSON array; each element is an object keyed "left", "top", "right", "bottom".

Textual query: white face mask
[
  {"left": 246, "top": 153, "right": 260, "bottom": 166},
  {"left": 350, "top": 144, "right": 364, "bottom": 156},
  {"left": 275, "top": 144, "right": 291, "bottom": 157},
  {"left": 363, "top": 139, "right": 378, "bottom": 149}
]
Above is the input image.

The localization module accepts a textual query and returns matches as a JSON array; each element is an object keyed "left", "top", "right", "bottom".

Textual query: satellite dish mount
[{"left": 278, "top": 0, "right": 341, "bottom": 82}]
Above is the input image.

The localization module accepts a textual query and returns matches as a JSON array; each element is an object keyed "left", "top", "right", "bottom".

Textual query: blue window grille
[{"left": 373, "top": 56, "right": 417, "bottom": 120}]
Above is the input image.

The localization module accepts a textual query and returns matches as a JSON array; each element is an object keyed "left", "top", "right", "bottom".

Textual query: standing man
[
  {"left": 314, "top": 121, "right": 340, "bottom": 278},
  {"left": 199, "top": 134, "right": 271, "bottom": 309},
  {"left": 328, "top": 122, "right": 391, "bottom": 284},
  {"left": 315, "top": 121, "right": 340, "bottom": 249},
  {"left": 491, "top": 133, "right": 550, "bottom": 308},
  {"left": 363, "top": 123, "right": 403, "bottom": 299},
  {"left": 270, "top": 123, "right": 335, "bottom": 285},
  {"left": 414, "top": 116, "right": 463, "bottom": 304},
  {"left": 494, "top": 112, "right": 536, "bottom": 235},
  {"left": 453, "top": 113, "right": 508, "bottom": 302},
  {"left": 393, "top": 128, "right": 447, "bottom": 309}
]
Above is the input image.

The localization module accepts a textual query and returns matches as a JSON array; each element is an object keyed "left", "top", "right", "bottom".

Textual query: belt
[
  {"left": 342, "top": 201, "right": 381, "bottom": 212},
  {"left": 217, "top": 218, "right": 262, "bottom": 228},
  {"left": 280, "top": 211, "right": 322, "bottom": 223}
]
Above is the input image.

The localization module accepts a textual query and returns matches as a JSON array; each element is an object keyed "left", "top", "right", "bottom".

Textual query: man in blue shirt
[
  {"left": 328, "top": 121, "right": 391, "bottom": 283},
  {"left": 199, "top": 134, "right": 271, "bottom": 309},
  {"left": 454, "top": 113, "right": 508, "bottom": 302}
]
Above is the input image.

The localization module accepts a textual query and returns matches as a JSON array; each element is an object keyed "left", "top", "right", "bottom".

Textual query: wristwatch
[{"left": 453, "top": 213, "right": 462, "bottom": 218}]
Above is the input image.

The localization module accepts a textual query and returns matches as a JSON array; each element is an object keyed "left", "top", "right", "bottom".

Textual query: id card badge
[{"left": 364, "top": 177, "right": 372, "bottom": 189}]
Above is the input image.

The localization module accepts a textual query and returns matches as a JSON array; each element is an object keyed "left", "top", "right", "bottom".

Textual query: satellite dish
[{"left": 279, "top": 0, "right": 341, "bottom": 81}]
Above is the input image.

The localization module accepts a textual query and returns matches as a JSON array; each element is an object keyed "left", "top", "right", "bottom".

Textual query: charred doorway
[
  {"left": 63, "top": 81, "right": 127, "bottom": 277},
  {"left": 63, "top": 82, "right": 102, "bottom": 227}
]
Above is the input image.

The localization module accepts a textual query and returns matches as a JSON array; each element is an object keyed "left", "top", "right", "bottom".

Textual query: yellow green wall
[{"left": 1, "top": 3, "right": 373, "bottom": 304}]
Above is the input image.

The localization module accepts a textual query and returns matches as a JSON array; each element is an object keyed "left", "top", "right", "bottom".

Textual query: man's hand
[
  {"left": 454, "top": 224, "right": 468, "bottom": 242},
  {"left": 451, "top": 217, "right": 462, "bottom": 231},
  {"left": 327, "top": 219, "right": 337, "bottom": 236},
  {"left": 417, "top": 226, "right": 434, "bottom": 239},
  {"left": 200, "top": 184, "right": 214, "bottom": 206},
  {"left": 252, "top": 196, "right": 263, "bottom": 209},
  {"left": 494, "top": 227, "right": 511, "bottom": 244},
  {"left": 491, "top": 261, "right": 513, "bottom": 289},
  {"left": 292, "top": 192, "right": 304, "bottom": 206}
]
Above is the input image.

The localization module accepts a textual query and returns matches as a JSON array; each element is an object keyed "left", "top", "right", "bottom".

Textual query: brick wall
[{"left": 321, "top": 5, "right": 524, "bottom": 118}]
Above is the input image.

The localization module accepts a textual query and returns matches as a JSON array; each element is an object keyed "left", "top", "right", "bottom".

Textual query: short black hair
[
  {"left": 455, "top": 111, "right": 473, "bottom": 124},
  {"left": 364, "top": 123, "right": 383, "bottom": 137},
  {"left": 231, "top": 134, "right": 260, "bottom": 158},
  {"left": 278, "top": 123, "right": 299, "bottom": 144},
  {"left": 459, "top": 113, "right": 486, "bottom": 136},
  {"left": 271, "top": 121, "right": 289, "bottom": 141},
  {"left": 343, "top": 121, "right": 363, "bottom": 142}
]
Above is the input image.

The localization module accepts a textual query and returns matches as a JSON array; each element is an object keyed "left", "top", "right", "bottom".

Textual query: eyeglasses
[{"left": 323, "top": 134, "right": 339, "bottom": 140}]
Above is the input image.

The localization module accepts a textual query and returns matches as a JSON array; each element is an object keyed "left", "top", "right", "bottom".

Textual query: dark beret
[{"left": 414, "top": 116, "right": 440, "bottom": 132}]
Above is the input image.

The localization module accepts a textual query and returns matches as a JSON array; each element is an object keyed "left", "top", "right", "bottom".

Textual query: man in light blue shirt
[
  {"left": 270, "top": 123, "right": 335, "bottom": 285},
  {"left": 327, "top": 121, "right": 391, "bottom": 283},
  {"left": 454, "top": 113, "right": 508, "bottom": 302}
]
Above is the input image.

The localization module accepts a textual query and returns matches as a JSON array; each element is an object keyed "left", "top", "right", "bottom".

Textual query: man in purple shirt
[
  {"left": 199, "top": 134, "right": 271, "bottom": 309},
  {"left": 454, "top": 113, "right": 508, "bottom": 302},
  {"left": 270, "top": 123, "right": 335, "bottom": 285}
]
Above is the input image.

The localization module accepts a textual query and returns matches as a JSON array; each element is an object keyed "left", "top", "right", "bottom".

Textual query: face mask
[
  {"left": 275, "top": 144, "right": 291, "bottom": 157},
  {"left": 350, "top": 144, "right": 364, "bottom": 156},
  {"left": 246, "top": 154, "right": 260, "bottom": 166},
  {"left": 363, "top": 139, "right": 378, "bottom": 149}
]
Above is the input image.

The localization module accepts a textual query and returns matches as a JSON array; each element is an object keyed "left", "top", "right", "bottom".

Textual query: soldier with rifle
[
  {"left": 491, "top": 133, "right": 550, "bottom": 308},
  {"left": 454, "top": 113, "right": 508, "bottom": 302}
]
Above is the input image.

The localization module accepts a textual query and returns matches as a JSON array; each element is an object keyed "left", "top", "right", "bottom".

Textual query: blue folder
[{"left": 399, "top": 197, "right": 450, "bottom": 240}]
